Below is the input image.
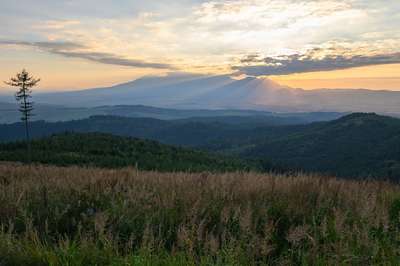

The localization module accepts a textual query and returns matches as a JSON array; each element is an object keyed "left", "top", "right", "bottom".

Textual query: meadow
[{"left": 1, "top": 163, "right": 400, "bottom": 265}]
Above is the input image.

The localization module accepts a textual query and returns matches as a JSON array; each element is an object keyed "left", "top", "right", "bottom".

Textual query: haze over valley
[{"left": 2, "top": 73, "right": 400, "bottom": 124}]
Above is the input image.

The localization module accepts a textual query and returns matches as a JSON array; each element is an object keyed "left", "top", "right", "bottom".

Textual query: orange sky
[
  {"left": 1, "top": 0, "right": 399, "bottom": 92},
  {"left": 1, "top": 51, "right": 400, "bottom": 91},
  {"left": 272, "top": 64, "right": 400, "bottom": 90}
]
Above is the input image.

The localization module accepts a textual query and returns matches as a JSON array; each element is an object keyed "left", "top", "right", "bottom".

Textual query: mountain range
[{"left": 7, "top": 73, "right": 397, "bottom": 114}]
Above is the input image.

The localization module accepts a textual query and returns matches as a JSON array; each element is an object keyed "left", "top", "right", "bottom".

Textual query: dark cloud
[
  {"left": 233, "top": 50, "right": 400, "bottom": 76},
  {"left": 240, "top": 54, "right": 264, "bottom": 64},
  {"left": 0, "top": 40, "right": 174, "bottom": 69},
  {"left": 0, "top": 40, "right": 84, "bottom": 50},
  {"left": 50, "top": 50, "right": 173, "bottom": 69}
]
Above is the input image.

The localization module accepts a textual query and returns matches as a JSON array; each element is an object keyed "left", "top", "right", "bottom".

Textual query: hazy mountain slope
[
  {"left": 299, "top": 89, "right": 400, "bottom": 113},
  {"left": 0, "top": 93, "right": 14, "bottom": 103},
  {"left": 188, "top": 77, "right": 305, "bottom": 110},
  {"left": 0, "top": 101, "right": 343, "bottom": 124},
  {"left": 35, "top": 74, "right": 235, "bottom": 107},
  {"left": 33, "top": 72, "right": 205, "bottom": 105},
  {"left": 9, "top": 73, "right": 395, "bottom": 113}
]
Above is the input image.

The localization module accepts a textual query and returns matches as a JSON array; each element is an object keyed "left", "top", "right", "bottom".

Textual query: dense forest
[
  {"left": 0, "top": 113, "right": 339, "bottom": 145},
  {"left": 244, "top": 113, "right": 400, "bottom": 180},
  {"left": 2, "top": 113, "right": 400, "bottom": 179},
  {"left": 0, "top": 133, "right": 256, "bottom": 172}
]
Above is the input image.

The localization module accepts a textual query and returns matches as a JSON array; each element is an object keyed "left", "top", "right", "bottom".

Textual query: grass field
[{"left": 1, "top": 163, "right": 400, "bottom": 265}]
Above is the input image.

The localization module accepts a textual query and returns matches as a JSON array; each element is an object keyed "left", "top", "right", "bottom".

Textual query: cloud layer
[
  {"left": 0, "top": 0, "right": 400, "bottom": 87},
  {"left": 234, "top": 48, "right": 400, "bottom": 76},
  {"left": 0, "top": 40, "right": 174, "bottom": 70}
]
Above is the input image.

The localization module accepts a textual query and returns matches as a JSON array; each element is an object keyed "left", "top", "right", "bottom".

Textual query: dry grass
[{"left": 0, "top": 162, "right": 400, "bottom": 265}]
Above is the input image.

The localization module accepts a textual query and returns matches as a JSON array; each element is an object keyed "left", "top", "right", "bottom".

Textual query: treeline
[
  {"left": 2, "top": 113, "right": 400, "bottom": 179},
  {"left": 244, "top": 113, "right": 400, "bottom": 180},
  {"left": 0, "top": 132, "right": 257, "bottom": 172}
]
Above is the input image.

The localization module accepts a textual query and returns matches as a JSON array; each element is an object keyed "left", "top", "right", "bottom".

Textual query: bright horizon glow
[
  {"left": 273, "top": 63, "right": 400, "bottom": 90},
  {"left": 1, "top": 0, "right": 400, "bottom": 91}
]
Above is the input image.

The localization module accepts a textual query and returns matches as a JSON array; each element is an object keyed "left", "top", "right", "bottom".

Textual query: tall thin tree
[{"left": 5, "top": 69, "right": 40, "bottom": 162}]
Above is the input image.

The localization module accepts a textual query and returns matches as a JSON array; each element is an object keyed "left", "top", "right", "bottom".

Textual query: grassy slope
[
  {"left": 1, "top": 163, "right": 400, "bottom": 265},
  {"left": 0, "top": 133, "right": 254, "bottom": 172}
]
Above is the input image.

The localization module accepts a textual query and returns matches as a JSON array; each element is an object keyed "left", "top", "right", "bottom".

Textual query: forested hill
[
  {"left": 0, "top": 133, "right": 255, "bottom": 172},
  {"left": 0, "top": 115, "right": 294, "bottom": 147},
  {"left": 2, "top": 113, "right": 400, "bottom": 179},
  {"left": 244, "top": 113, "right": 400, "bottom": 179}
]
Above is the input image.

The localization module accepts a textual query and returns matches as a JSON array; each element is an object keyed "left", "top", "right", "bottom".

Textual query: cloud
[
  {"left": 0, "top": 40, "right": 174, "bottom": 69},
  {"left": 50, "top": 50, "right": 174, "bottom": 69},
  {"left": 35, "top": 20, "right": 81, "bottom": 30},
  {"left": 1, "top": 0, "right": 400, "bottom": 77},
  {"left": 233, "top": 48, "right": 400, "bottom": 76}
]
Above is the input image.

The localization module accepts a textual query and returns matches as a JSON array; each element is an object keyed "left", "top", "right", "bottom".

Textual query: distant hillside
[
  {"left": 0, "top": 113, "right": 343, "bottom": 145},
  {"left": 0, "top": 133, "right": 254, "bottom": 172},
  {"left": 244, "top": 113, "right": 400, "bottom": 179},
  {"left": 0, "top": 102, "right": 342, "bottom": 123},
  {"left": 34, "top": 73, "right": 233, "bottom": 108}
]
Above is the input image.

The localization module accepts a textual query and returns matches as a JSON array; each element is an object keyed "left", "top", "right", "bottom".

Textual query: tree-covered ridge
[
  {"left": 2, "top": 113, "right": 400, "bottom": 179},
  {"left": 0, "top": 133, "right": 255, "bottom": 172},
  {"left": 245, "top": 113, "right": 400, "bottom": 179}
]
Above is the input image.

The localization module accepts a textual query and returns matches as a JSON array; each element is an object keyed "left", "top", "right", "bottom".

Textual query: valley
[{"left": 1, "top": 112, "right": 400, "bottom": 180}]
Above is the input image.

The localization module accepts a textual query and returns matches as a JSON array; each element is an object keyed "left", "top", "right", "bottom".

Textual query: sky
[{"left": 1, "top": 0, "right": 400, "bottom": 91}]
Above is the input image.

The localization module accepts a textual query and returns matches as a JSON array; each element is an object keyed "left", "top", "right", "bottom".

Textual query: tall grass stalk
[{"left": 0, "top": 162, "right": 399, "bottom": 265}]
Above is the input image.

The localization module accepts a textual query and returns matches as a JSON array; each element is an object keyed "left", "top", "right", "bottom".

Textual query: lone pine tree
[{"left": 5, "top": 69, "right": 40, "bottom": 162}]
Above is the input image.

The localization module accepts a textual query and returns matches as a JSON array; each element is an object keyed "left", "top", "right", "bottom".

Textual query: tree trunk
[{"left": 22, "top": 85, "right": 31, "bottom": 163}]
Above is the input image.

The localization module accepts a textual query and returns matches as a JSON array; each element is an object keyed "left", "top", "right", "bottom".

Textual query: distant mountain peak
[
  {"left": 111, "top": 72, "right": 208, "bottom": 90},
  {"left": 27, "top": 73, "right": 400, "bottom": 114}
]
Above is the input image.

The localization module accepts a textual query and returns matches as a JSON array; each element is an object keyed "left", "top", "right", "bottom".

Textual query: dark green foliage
[
  {"left": 2, "top": 112, "right": 400, "bottom": 179},
  {"left": 0, "top": 132, "right": 254, "bottom": 172},
  {"left": 389, "top": 197, "right": 400, "bottom": 230},
  {"left": 0, "top": 115, "right": 293, "bottom": 147},
  {"left": 4, "top": 69, "right": 40, "bottom": 162},
  {"left": 244, "top": 113, "right": 400, "bottom": 180},
  {"left": 4, "top": 69, "right": 40, "bottom": 123}
]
